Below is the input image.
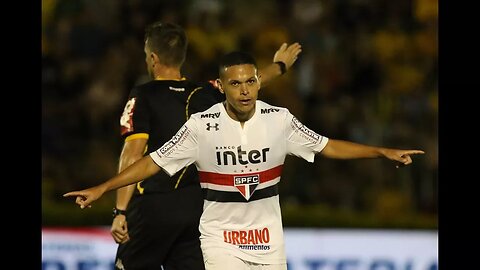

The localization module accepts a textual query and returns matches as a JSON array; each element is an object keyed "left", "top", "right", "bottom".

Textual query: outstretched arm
[
  {"left": 63, "top": 155, "right": 161, "bottom": 209},
  {"left": 259, "top": 42, "right": 302, "bottom": 86},
  {"left": 320, "top": 139, "right": 425, "bottom": 167}
]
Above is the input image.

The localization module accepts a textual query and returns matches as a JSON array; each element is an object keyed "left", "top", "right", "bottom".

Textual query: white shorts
[{"left": 203, "top": 249, "right": 287, "bottom": 270}]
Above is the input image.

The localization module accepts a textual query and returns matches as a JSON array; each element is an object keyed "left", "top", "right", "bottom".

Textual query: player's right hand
[
  {"left": 111, "top": 215, "right": 130, "bottom": 244},
  {"left": 63, "top": 185, "right": 105, "bottom": 209}
]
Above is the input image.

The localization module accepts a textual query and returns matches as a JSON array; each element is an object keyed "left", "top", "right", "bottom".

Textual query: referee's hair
[
  {"left": 144, "top": 22, "right": 187, "bottom": 68},
  {"left": 218, "top": 51, "right": 257, "bottom": 76}
]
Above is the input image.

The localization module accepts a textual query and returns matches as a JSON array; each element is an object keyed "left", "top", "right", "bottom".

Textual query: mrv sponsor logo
[
  {"left": 216, "top": 145, "right": 270, "bottom": 165},
  {"left": 261, "top": 108, "right": 280, "bottom": 114},
  {"left": 224, "top": 228, "right": 271, "bottom": 250},
  {"left": 201, "top": 112, "right": 220, "bottom": 118},
  {"left": 234, "top": 174, "right": 259, "bottom": 200}
]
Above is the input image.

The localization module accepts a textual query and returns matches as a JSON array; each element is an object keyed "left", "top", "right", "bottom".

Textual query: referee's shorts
[{"left": 115, "top": 184, "right": 205, "bottom": 270}]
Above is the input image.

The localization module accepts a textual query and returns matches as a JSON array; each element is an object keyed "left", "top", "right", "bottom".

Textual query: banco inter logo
[
  {"left": 216, "top": 146, "right": 270, "bottom": 165},
  {"left": 234, "top": 174, "right": 260, "bottom": 200}
]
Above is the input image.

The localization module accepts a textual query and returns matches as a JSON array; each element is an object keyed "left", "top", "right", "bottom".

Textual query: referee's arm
[
  {"left": 258, "top": 42, "right": 302, "bottom": 86},
  {"left": 111, "top": 137, "right": 147, "bottom": 243},
  {"left": 116, "top": 138, "right": 147, "bottom": 210}
]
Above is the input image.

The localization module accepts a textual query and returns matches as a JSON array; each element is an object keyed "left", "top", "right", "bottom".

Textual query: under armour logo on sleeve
[{"left": 206, "top": 123, "right": 219, "bottom": 131}]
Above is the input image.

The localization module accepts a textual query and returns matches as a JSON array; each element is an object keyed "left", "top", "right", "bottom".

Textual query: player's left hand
[{"left": 273, "top": 42, "right": 302, "bottom": 70}]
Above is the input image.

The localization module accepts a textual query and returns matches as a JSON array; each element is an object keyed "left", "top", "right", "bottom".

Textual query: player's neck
[
  {"left": 223, "top": 101, "right": 255, "bottom": 128},
  {"left": 153, "top": 66, "right": 183, "bottom": 81}
]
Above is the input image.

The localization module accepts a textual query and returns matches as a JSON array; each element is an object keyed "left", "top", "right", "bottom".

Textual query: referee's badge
[{"left": 120, "top": 97, "right": 136, "bottom": 135}]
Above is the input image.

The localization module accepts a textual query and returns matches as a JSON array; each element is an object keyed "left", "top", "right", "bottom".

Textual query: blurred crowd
[{"left": 42, "top": 0, "right": 437, "bottom": 226}]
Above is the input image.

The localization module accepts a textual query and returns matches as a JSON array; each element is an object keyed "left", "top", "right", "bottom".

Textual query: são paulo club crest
[{"left": 234, "top": 174, "right": 260, "bottom": 200}]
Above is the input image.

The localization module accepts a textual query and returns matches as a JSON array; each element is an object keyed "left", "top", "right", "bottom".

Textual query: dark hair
[
  {"left": 144, "top": 22, "right": 187, "bottom": 68},
  {"left": 218, "top": 51, "right": 257, "bottom": 76}
]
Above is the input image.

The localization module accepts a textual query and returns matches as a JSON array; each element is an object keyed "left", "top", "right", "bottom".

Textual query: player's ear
[
  {"left": 216, "top": 79, "right": 224, "bottom": 94},
  {"left": 151, "top": 52, "right": 159, "bottom": 65}
]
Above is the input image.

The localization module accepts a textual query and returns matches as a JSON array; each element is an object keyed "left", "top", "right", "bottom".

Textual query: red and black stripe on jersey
[
  {"left": 120, "top": 79, "right": 223, "bottom": 193},
  {"left": 199, "top": 165, "right": 283, "bottom": 202},
  {"left": 202, "top": 185, "right": 279, "bottom": 202}
]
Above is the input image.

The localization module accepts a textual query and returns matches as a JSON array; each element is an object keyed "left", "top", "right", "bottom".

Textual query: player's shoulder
[
  {"left": 187, "top": 80, "right": 224, "bottom": 114},
  {"left": 128, "top": 80, "right": 157, "bottom": 97},
  {"left": 257, "top": 100, "right": 289, "bottom": 116},
  {"left": 196, "top": 79, "right": 219, "bottom": 90},
  {"left": 190, "top": 102, "right": 223, "bottom": 121},
  {"left": 131, "top": 80, "right": 159, "bottom": 91},
  {"left": 190, "top": 80, "right": 223, "bottom": 98},
  {"left": 132, "top": 79, "right": 200, "bottom": 95}
]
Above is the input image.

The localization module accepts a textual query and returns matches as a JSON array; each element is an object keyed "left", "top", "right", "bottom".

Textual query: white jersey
[{"left": 150, "top": 100, "right": 329, "bottom": 264}]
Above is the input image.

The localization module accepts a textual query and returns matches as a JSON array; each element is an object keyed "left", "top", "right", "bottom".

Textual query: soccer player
[
  {"left": 110, "top": 22, "right": 301, "bottom": 270},
  {"left": 64, "top": 51, "right": 424, "bottom": 270}
]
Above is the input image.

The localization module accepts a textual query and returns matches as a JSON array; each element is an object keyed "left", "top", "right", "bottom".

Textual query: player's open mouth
[{"left": 240, "top": 99, "right": 251, "bottom": 105}]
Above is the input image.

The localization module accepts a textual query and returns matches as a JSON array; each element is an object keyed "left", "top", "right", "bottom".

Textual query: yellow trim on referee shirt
[
  {"left": 136, "top": 182, "right": 145, "bottom": 194},
  {"left": 155, "top": 76, "right": 187, "bottom": 81},
  {"left": 172, "top": 86, "right": 203, "bottom": 189},
  {"left": 185, "top": 87, "right": 202, "bottom": 120},
  {"left": 174, "top": 167, "right": 188, "bottom": 189},
  {"left": 125, "top": 133, "right": 149, "bottom": 142}
]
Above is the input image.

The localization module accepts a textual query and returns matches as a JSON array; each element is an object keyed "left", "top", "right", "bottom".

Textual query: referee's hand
[
  {"left": 273, "top": 42, "right": 302, "bottom": 70},
  {"left": 111, "top": 215, "right": 130, "bottom": 244}
]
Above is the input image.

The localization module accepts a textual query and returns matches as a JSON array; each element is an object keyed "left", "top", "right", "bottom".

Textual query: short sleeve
[
  {"left": 119, "top": 88, "right": 150, "bottom": 139},
  {"left": 284, "top": 111, "right": 329, "bottom": 163},
  {"left": 149, "top": 117, "right": 199, "bottom": 176}
]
